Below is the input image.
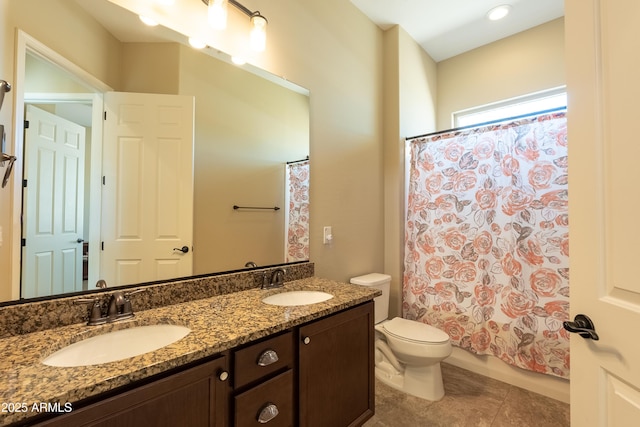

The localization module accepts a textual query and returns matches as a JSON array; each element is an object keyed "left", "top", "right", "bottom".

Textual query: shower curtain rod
[
  {"left": 286, "top": 155, "right": 309, "bottom": 164},
  {"left": 406, "top": 106, "right": 566, "bottom": 141}
]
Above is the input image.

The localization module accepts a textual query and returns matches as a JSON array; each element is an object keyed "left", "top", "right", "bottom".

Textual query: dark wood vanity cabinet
[
  {"left": 298, "top": 302, "right": 375, "bottom": 427},
  {"left": 27, "top": 301, "right": 374, "bottom": 427},
  {"left": 32, "top": 355, "right": 230, "bottom": 427}
]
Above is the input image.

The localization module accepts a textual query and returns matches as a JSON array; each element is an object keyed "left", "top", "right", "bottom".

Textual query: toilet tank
[{"left": 350, "top": 273, "right": 391, "bottom": 324}]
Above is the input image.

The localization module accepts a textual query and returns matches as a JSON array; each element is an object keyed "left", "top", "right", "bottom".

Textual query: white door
[
  {"left": 101, "top": 92, "right": 194, "bottom": 286},
  {"left": 22, "top": 105, "right": 85, "bottom": 298},
  {"left": 566, "top": 0, "right": 640, "bottom": 425}
]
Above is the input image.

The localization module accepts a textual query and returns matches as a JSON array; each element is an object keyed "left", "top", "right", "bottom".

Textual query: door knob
[
  {"left": 173, "top": 246, "right": 189, "bottom": 254},
  {"left": 77, "top": 238, "right": 84, "bottom": 243},
  {"left": 563, "top": 314, "right": 599, "bottom": 340}
]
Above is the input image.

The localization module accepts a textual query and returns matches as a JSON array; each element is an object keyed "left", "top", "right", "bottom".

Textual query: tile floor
[{"left": 363, "top": 363, "right": 570, "bottom": 427}]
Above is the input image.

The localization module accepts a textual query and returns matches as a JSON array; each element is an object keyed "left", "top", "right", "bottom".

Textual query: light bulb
[
  {"left": 208, "top": 0, "right": 228, "bottom": 30},
  {"left": 139, "top": 15, "right": 158, "bottom": 26},
  {"left": 232, "top": 56, "right": 247, "bottom": 65},
  {"left": 188, "top": 38, "right": 207, "bottom": 49},
  {"left": 250, "top": 14, "right": 267, "bottom": 52}
]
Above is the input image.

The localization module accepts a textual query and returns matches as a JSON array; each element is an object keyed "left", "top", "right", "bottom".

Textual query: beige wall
[
  {"left": 177, "top": 46, "right": 309, "bottom": 272},
  {"left": 120, "top": 42, "right": 309, "bottom": 272},
  {"left": 437, "top": 18, "right": 565, "bottom": 131},
  {"left": 383, "top": 26, "right": 438, "bottom": 318},
  {"left": 253, "top": 0, "right": 386, "bottom": 281},
  {"left": 120, "top": 43, "right": 180, "bottom": 95},
  {"left": 0, "top": 1, "right": 11, "bottom": 301}
]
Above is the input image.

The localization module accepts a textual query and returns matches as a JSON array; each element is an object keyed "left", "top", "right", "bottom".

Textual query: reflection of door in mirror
[
  {"left": 101, "top": 91, "right": 194, "bottom": 286},
  {"left": 22, "top": 105, "right": 86, "bottom": 298},
  {"left": 20, "top": 47, "right": 195, "bottom": 297}
]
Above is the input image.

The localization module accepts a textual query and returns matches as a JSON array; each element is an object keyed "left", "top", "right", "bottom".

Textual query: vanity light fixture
[
  {"left": 202, "top": 0, "right": 268, "bottom": 52},
  {"left": 486, "top": 4, "right": 512, "bottom": 21}
]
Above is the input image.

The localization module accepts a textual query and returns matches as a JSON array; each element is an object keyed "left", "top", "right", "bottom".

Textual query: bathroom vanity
[{"left": 0, "top": 272, "right": 378, "bottom": 427}]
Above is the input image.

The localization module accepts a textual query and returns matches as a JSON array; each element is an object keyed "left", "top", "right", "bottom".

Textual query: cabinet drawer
[
  {"left": 234, "top": 331, "right": 293, "bottom": 388},
  {"left": 234, "top": 370, "right": 293, "bottom": 427}
]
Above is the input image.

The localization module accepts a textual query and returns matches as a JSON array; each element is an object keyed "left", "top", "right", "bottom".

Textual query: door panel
[
  {"left": 22, "top": 105, "right": 85, "bottom": 298},
  {"left": 566, "top": 0, "right": 640, "bottom": 425},
  {"left": 102, "top": 92, "right": 194, "bottom": 286}
]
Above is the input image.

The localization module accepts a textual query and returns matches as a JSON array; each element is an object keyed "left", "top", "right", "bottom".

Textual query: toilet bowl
[{"left": 350, "top": 273, "right": 452, "bottom": 401}]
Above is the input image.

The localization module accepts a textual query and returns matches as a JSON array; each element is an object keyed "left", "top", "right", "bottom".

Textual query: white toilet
[{"left": 350, "top": 273, "right": 452, "bottom": 401}]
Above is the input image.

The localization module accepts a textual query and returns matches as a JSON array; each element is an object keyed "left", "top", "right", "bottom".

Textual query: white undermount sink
[
  {"left": 42, "top": 324, "right": 191, "bottom": 367},
  {"left": 262, "top": 291, "right": 334, "bottom": 306}
]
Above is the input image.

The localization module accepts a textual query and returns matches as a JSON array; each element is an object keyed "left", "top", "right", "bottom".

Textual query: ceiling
[
  {"left": 77, "top": 0, "right": 564, "bottom": 63},
  {"left": 350, "top": 0, "right": 564, "bottom": 62}
]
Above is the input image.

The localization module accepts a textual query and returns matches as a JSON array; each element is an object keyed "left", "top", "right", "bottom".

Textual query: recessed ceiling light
[{"left": 487, "top": 5, "right": 511, "bottom": 21}]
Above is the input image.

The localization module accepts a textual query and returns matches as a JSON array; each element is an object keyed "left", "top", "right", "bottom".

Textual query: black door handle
[
  {"left": 173, "top": 246, "right": 189, "bottom": 254},
  {"left": 77, "top": 238, "right": 84, "bottom": 243},
  {"left": 563, "top": 314, "right": 599, "bottom": 340}
]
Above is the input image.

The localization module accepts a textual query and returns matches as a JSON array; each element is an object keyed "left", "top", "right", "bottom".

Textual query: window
[{"left": 452, "top": 86, "right": 566, "bottom": 128}]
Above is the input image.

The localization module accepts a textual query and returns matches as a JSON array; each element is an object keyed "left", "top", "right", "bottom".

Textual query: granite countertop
[{"left": 0, "top": 277, "right": 379, "bottom": 426}]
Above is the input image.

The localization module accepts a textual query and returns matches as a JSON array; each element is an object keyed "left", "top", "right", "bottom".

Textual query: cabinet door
[
  {"left": 298, "top": 302, "right": 374, "bottom": 427},
  {"left": 35, "top": 356, "right": 229, "bottom": 427}
]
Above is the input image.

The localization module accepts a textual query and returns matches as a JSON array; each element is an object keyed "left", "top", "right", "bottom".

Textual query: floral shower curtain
[
  {"left": 285, "top": 160, "right": 310, "bottom": 262},
  {"left": 403, "top": 112, "right": 569, "bottom": 378}
]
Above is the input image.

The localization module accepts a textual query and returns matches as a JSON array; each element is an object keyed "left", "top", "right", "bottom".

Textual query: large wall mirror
[{"left": 4, "top": 0, "right": 309, "bottom": 303}]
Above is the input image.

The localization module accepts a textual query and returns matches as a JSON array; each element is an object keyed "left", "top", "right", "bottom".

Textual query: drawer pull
[
  {"left": 257, "top": 349, "right": 279, "bottom": 367},
  {"left": 257, "top": 403, "right": 279, "bottom": 423}
]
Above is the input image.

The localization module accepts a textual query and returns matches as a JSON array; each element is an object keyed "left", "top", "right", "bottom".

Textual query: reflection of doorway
[
  {"left": 12, "top": 31, "right": 195, "bottom": 299},
  {"left": 11, "top": 30, "right": 109, "bottom": 299},
  {"left": 101, "top": 91, "right": 195, "bottom": 286},
  {"left": 21, "top": 105, "right": 86, "bottom": 298}
]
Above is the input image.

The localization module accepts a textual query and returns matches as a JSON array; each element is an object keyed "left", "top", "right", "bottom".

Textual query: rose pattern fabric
[
  {"left": 285, "top": 160, "right": 310, "bottom": 262},
  {"left": 404, "top": 112, "right": 569, "bottom": 378}
]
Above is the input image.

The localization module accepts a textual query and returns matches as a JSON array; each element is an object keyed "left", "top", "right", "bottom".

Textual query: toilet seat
[{"left": 381, "top": 317, "right": 449, "bottom": 344}]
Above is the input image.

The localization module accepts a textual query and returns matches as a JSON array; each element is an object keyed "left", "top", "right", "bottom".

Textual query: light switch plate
[{"left": 323, "top": 226, "right": 333, "bottom": 245}]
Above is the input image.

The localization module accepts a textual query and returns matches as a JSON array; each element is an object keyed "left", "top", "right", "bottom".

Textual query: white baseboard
[{"left": 445, "top": 347, "right": 570, "bottom": 404}]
